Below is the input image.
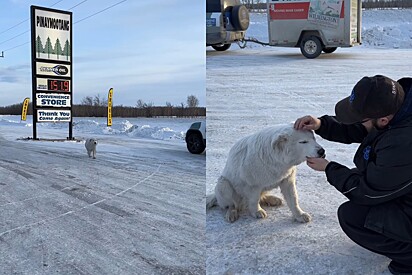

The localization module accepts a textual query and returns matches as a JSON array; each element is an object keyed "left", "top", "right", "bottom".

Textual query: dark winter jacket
[{"left": 316, "top": 77, "right": 412, "bottom": 242}]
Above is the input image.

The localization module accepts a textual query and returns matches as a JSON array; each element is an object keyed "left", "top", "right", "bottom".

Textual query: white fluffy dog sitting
[
  {"left": 207, "top": 124, "right": 325, "bottom": 223},
  {"left": 85, "top": 138, "right": 98, "bottom": 159}
]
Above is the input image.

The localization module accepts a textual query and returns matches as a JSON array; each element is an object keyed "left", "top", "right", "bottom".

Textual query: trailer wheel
[
  {"left": 231, "top": 5, "right": 249, "bottom": 31},
  {"left": 300, "top": 36, "right": 322, "bottom": 59},
  {"left": 211, "top": 44, "right": 231, "bottom": 51},
  {"left": 323, "top": 47, "right": 337, "bottom": 54}
]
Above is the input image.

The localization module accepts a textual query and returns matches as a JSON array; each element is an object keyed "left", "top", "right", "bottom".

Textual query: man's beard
[{"left": 371, "top": 118, "right": 386, "bottom": 130}]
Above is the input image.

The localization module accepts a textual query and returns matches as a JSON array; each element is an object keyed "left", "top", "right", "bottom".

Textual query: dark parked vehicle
[{"left": 186, "top": 122, "right": 206, "bottom": 154}]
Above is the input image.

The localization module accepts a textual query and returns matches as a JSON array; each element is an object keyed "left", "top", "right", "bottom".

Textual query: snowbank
[{"left": 0, "top": 115, "right": 198, "bottom": 142}]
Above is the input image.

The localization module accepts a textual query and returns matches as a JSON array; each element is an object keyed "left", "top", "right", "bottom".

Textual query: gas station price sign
[
  {"left": 37, "top": 78, "right": 70, "bottom": 92},
  {"left": 48, "top": 79, "right": 70, "bottom": 92},
  {"left": 31, "top": 5, "right": 73, "bottom": 139}
]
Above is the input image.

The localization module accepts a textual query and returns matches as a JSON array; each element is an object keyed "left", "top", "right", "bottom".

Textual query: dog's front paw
[
  {"left": 225, "top": 208, "right": 239, "bottom": 223},
  {"left": 295, "top": 212, "right": 311, "bottom": 223},
  {"left": 261, "top": 195, "right": 282, "bottom": 207},
  {"left": 253, "top": 208, "right": 267, "bottom": 219}
]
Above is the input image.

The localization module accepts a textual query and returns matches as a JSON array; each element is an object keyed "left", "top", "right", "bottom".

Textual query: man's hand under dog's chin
[{"left": 306, "top": 157, "right": 330, "bottom": 171}]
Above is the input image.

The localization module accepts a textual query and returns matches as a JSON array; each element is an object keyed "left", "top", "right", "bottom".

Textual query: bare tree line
[
  {"left": 80, "top": 94, "right": 108, "bottom": 106},
  {"left": 74, "top": 105, "right": 205, "bottom": 117},
  {"left": 0, "top": 94, "right": 205, "bottom": 118},
  {"left": 0, "top": 103, "right": 24, "bottom": 116},
  {"left": 241, "top": 0, "right": 412, "bottom": 11},
  {"left": 240, "top": 0, "right": 265, "bottom": 11},
  {"left": 363, "top": 0, "right": 412, "bottom": 9}
]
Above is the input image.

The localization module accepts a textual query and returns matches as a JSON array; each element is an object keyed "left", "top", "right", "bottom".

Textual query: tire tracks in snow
[{"left": 0, "top": 165, "right": 162, "bottom": 239}]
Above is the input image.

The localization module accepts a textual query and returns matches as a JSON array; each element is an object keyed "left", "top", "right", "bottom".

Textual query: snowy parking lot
[
  {"left": 0, "top": 117, "right": 205, "bottom": 274},
  {"left": 206, "top": 9, "right": 412, "bottom": 275}
]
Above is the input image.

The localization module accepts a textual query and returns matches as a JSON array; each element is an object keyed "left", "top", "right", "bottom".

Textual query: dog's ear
[{"left": 272, "top": 134, "right": 288, "bottom": 151}]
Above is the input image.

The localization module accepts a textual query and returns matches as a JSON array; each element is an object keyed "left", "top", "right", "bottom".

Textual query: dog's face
[
  {"left": 89, "top": 138, "right": 97, "bottom": 145},
  {"left": 272, "top": 129, "right": 325, "bottom": 165},
  {"left": 85, "top": 138, "right": 98, "bottom": 148}
]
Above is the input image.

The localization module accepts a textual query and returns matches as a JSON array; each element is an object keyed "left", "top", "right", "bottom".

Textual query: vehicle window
[{"left": 206, "top": 0, "right": 221, "bottom": 12}]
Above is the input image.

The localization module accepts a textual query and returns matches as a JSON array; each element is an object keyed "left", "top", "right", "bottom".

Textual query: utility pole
[{"left": 0, "top": 51, "right": 4, "bottom": 58}]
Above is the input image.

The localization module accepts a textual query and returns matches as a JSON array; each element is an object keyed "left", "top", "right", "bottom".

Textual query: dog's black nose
[{"left": 318, "top": 148, "right": 325, "bottom": 157}]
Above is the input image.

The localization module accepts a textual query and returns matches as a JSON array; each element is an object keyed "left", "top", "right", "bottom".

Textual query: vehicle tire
[
  {"left": 211, "top": 44, "right": 231, "bottom": 51},
  {"left": 322, "top": 47, "right": 337, "bottom": 54},
  {"left": 186, "top": 132, "right": 205, "bottom": 154},
  {"left": 231, "top": 5, "right": 249, "bottom": 31},
  {"left": 300, "top": 36, "right": 323, "bottom": 59}
]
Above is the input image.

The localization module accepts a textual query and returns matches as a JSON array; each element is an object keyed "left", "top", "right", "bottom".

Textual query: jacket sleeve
[
  {"left": 325, "top": 134, "right": 412, "bottom": 205},
  {"left": 315, "top": 115, "right": 368, "bottom": 144}
]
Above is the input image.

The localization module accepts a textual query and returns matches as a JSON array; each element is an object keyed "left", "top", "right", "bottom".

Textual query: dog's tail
[{"left": 206, "top": 193, "right": 217, "bottom": 210}]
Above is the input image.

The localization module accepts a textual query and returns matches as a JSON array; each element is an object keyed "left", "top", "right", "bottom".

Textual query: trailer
[{"left": 266, "top": 0, "right": 362, "bottom": 58}]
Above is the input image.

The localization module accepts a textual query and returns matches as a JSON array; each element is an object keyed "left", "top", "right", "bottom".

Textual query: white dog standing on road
[
  {"left": 207, "top": 124, "right": 325, "bottom": 223},
  {"left": 85, "top": 138, "right": 98, "bottom": 159}
]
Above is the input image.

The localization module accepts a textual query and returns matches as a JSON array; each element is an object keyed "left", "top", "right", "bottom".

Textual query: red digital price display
[{"left": 47, "top": 79, "right": 70, "bottom": 92}]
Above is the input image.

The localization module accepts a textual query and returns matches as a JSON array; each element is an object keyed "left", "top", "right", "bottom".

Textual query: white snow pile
[
  {"left": 246, "top": 9, "right": 412, "bottom": 49},
  {"left": 72, "top": 119, "right": 186, "bottom": 140},
  {"left": 0, "top": 117, "right": 28, "bottom": 127},
  {"left": 362, "top": 9, "right": 412, "bottom": 48},
  {"left": 0, "top": 115, "right": 195, "bottom": 141}
]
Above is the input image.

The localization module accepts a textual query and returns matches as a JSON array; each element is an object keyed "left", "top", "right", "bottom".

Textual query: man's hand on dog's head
[
  {"left": 306, "top": 157, "right": 329, "bottom": 171},
  {"left": 294, "top": 115, "right": 321, "bottom": 131}
]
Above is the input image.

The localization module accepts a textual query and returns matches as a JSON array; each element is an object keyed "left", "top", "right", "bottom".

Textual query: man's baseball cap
[{"left": 335, "top": 75, "right": 405, "bottom": 124}]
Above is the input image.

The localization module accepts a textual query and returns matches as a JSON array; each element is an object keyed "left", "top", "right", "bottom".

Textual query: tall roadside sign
[{"left": 31, "top": 6, "right": 73, "bottom": 139}]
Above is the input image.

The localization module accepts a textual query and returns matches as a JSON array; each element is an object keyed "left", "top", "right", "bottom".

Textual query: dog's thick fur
[
  {"left": 85, "top": 138, "right": 98, "bottom": 159},
  {"left": 207, "top": 124, "right": 325, "bottom": 223}
]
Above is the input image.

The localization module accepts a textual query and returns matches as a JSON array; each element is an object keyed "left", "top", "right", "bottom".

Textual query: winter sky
[{"left": 0, "top": 0, "right": 205, "bottom": 107}]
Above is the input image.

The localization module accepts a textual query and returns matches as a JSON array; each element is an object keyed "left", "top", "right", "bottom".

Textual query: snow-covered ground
[
  {"left": 0, "top": 116, "right": 205, "bottom": 274},
  {"left": 206, "top": 9, "right": 412, "bottom": 275}
]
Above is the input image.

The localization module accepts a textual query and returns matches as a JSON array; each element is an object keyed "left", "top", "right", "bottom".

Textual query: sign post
[{"left": 31, "top": 6, "right": 73, "bottom": 139}]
